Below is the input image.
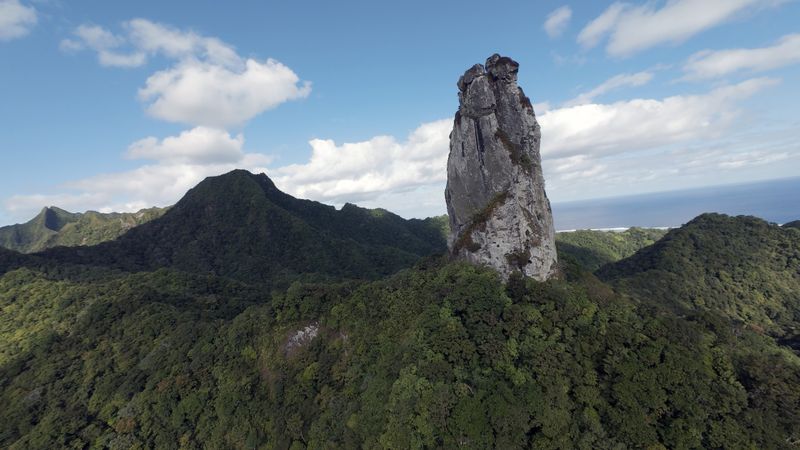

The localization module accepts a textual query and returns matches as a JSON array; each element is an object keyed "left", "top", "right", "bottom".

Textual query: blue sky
[{"left": 1, "top": 0, "right": 799, "bottom": 225}]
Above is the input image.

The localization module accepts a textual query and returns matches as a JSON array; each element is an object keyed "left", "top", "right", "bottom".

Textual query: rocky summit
[{"left": 445, "top": 54, "right": 557, "bottom": 281}]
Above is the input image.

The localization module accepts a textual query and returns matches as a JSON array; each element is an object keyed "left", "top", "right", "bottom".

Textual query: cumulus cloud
[
  {"left": 578, "top": 0, "right": 776, "bottom": 57},
  {"left": 264, "top": 77, "right": 780, "bottom": 211},
  {"left": 126, "top": 126, "right": 245, "bottom": 164},
  {"left": 683, "top": 33, "right": 800, "bottom": 80},
  {"left": 276, "top": 77, "right": 783, "bottom": 210},
  {"left": 7, "top": 18, "right": 310, "bottom": 221},
  {"left": 61, "top": 19, "right": 310, "bottom": 127},
  {"left": 544, "top": 6, "right": 572, "bottom": 38},
  {"left": 577, "top": 3, "right": 627, "bottom": 50},
  {"left": 60, "top": 24, "right": 147, "bottom": 68},
  {"left": 540, "top": 77, "right": 778, "bottom": 158},
  {"left": 5, "top": 192, "right": 109, "bottom": 216},
  {"left": 273, "top": 119, "right": 452, "bottom": 202},
  {"left": 125, "top": 18, "right": 240, "bottom": 68},
  {"left": 139, "top": 59, "right": 311, "bottom": 128},
  {"left": 564, "top": 71, "right": 653, "bottom": 106},
  {"left": 0, "top": 0, "right": 36, "bottom": 41},
  {"left": 60, "top": 19, "right": 238, "bottom": 69},
  {"left": 5, "top": 129, "right": 271, "bottom": 220},
  {"left": 5, "top": 77, "right": 788, "bottom": 221}
]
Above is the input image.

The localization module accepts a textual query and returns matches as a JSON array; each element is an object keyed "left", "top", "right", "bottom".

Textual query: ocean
[{"left": 551, "top": 177, "right": 800, "bottom": 231}]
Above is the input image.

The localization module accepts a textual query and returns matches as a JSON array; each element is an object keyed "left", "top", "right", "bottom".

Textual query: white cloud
[
  {"left": 544, "top": 6, "right": 573, "bottom": 38},
  {"left": 126, "top": 126, "right": 245, "bottom": 164},
  {"left": 139, "top": 59, "right": 311, "bottom": 128},
  {"left": 4, "top": 129, "right": 272, "bottom": 220},
  {"left": 61, "top": 19, "right": 311, "bottom": 127},
  {"left": 60, "top": 24, "right": 147, "bottom": 68},
  {"left": 66, "top": 152, "right": 269, "bottom": 204},
  {"left": 266, "top": 77, "right": 780, "bottom": 211},
  {"left": 578, "top": 0, "right": 776, "bottom": 57},
  {"left": 267, "top": 77, "right": 780, "bottom": 211},
  {"left": 272, "top": 119, "right": 452, "bottom": 202},
  {"left": 683, "top": 33, "right": 800, "bottom": 80},
  {"left": 4, "top": 74, "right": 788, "bottom": 221},
  {"left": 540, "top": 77, "right": 778, "bottom": 158},
  {"left": 60, "top": 19, "right": 239, "bottom": 69},
  {"left": 125, "top": 18, "right": 241, "bottom": 68},
  {"left": 0, "top": 0, "right": 36, "bottom": 41},
  {"left": 564, "top": 70, "right": 653, "bottom": 106},
  {"left": 6, "top": 192, "right": 108, "bottom": 215},
  {"left": 577, "top": 2, "right": 627, "bottom": 49}
]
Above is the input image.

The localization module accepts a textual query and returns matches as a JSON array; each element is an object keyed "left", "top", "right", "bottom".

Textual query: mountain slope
[
  {"left": 2, "top": 176, "right": 798, "bottom": 448},
  {"left": 1, "top": 256, "right": 798, "bottom": 448},
  {"left": 598, "top": 213, "right": 800, "bottom": 336},
  {"left": 0, "top": 206, "right": 166, "bottom": 253},
  {"left": 555, "top": 227, "right": 667, "bottom": 272},
  {"left": 20, "top": 170, "right": 447, "bottom": 284}
]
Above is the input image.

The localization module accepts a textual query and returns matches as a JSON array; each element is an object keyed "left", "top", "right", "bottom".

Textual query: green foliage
[
  {"left": 2, "top": 246, "right": 799, "bottom": 448},
  {"left": 599, "top": 213, "right": 800, "bottom": 336},
  {"left": 1, "top": 187, "right": 798, "bottom": 449},
  {"left": 556, "top": 227, "right": 667, "bottom": 272},
  {"left": 494, "top": 128, "right": 533, "bottom": 173},
  {"left": 0, "top": 206, "right": 167, "bottom": 253},
  {"left": 452, "top": 191, "right": 510, "bottom": 253}
]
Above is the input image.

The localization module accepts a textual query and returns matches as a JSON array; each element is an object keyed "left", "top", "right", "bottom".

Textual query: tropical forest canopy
[{"left": 0, "top": 170, "right": 798, "bottom": 449}]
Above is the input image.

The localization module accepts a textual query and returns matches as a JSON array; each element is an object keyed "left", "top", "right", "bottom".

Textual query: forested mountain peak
[
  {"left": 599, "top": 213, "right": 800, "bottom": 336},
  {"left": 7, "top": 170, "right": 447, "bottom": 285},
  {"left": 0, "top": 205, "right": 166, "bottom": 254}
]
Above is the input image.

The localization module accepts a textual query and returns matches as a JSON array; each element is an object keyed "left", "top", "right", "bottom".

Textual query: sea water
[{"left": 552, "top": 177, "right": 800, "bottom": 231}]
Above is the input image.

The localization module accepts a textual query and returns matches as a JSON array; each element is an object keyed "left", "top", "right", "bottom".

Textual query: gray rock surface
[{"left": 445, "top": 54, "right": 558, "bottom": 281}]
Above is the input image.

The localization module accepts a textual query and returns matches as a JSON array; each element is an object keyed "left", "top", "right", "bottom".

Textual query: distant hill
[
  {"left": 432, "top": 217, "right": 667, "bottom": 273},
  {"left": 555, "top": 227, "right": 667, "bottom": 272},
  {"left": 1, "top": 202, "right": 665, "bottom": 277},
  {"left": 0, "top": 206, "right": 167, "bottom": 253},
  {"left": 14, "top": 170, "right": 448, "bottom": 284},
  {"left": 784, "top": 219, "right": 800, "bottom": 229},
  {"left": 599, "top": 213, "right": 800, "bottom": 336}
]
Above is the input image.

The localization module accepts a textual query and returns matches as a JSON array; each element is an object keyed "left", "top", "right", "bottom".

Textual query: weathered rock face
[{"left": 445, "top": 54, "right": 558, "bottom": 281}]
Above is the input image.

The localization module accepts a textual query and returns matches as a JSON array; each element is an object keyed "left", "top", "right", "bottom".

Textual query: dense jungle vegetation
[{"left": 1, "top": 171, "right": 798, "bottom": 449}]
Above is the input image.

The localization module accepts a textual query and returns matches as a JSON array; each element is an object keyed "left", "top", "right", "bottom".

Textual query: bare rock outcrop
[{"left": 445, "top": 54, "right": 557, "bottom": 281}]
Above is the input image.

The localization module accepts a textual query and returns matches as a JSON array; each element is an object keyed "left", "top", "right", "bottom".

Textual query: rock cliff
[{"left": 445, "top": 54, "right": 557, "bottom": 280}]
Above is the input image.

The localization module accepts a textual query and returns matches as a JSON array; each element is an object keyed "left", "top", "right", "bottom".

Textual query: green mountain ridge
[
  {"left": 0, "top": 205, "right": 167, "bottom": 253},
  {"left": 599, "top": 213, "right": 800, "bottom": 337},
  {"left": 556, "top": 227, "right": 668, "bottom": 272},
  {"left": 2, "top": 170, "right": 449, "bottom": 286},
  {"left": 1, "top": 171, "right": 798, "bottom": 448}
]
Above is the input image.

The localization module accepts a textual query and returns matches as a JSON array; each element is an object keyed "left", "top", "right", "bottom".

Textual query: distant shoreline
[
  {"left": 552, "top": 176, "right": 800, "bottom": 231},
  {"left": 557, "top": 226, "right": 673, "bottom": 233}
]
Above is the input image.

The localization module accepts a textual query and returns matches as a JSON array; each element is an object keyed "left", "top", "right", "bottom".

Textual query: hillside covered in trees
[
  {"left": 1, "top": 171, "right": 798, "bottom": 449},
  {"left": 0, "top": 206, "right": 167, "bottom": 253}
]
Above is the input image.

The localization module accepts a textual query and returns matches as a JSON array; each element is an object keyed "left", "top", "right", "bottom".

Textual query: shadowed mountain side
[
  {"left": 555, "top": 228, "right": 667, "bottom": 272},
  {"left": 0, "top": 170, "right": 448, "bottom": 285}
]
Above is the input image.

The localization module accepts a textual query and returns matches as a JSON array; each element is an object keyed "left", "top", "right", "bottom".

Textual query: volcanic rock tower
[{"left": 445, "top": 54, "right": 557, "bottom": 281}]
